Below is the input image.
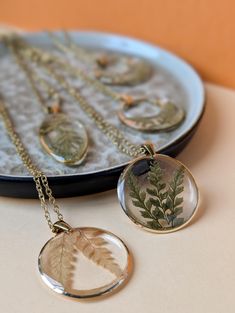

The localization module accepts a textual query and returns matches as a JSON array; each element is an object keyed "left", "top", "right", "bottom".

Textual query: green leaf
[
  {"left": 140, "top": 191, "right": 146, "bottom": 202},
  {"left": 145, "top": 199, "right": 152, "bottom": 210},
  {"left": 174, "top": 197, "right": 183, "bottom": 206},
  {"left": 146, "top": 188, "right": 158, "bottom": 196},
  {"left": 140, "top": 210, "right": 152, "bottom": 218},
  {"left": 177, "top": 178, "right": 184, "bottom": 185},
  {"left": 160, "top": 191, "right": 168, "bottom": 200},
  {"left": 149, "top": 197, "right": 161, "bottom": 207},
  {"left": 165, "top": 197, "right": 173, "bottom": 209},
  {"left": 146, "top": 220, "right": 163, "bottom": 230},
  {"left": 174, "top": 207, "right": 183, "bottom": 216},
  {"left": 158, "top": 183, "right": 166, "bottom": 190},
  {"left": 165, "top": 166, "right": 185, "bottom": 220},
  {"left": 129, "top": 191, "right": 139, "bottom": 199},
  {"left": 132, "top": 200, "right": 144, "bottom": 208},
  {"left": 152, "top": 208, "right": 164, "bottom": 219},
  {"left": 176, "top": 186, "right": 184, "bottom": 195}
]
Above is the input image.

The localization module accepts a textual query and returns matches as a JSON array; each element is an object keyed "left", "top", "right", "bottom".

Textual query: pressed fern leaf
[
  {"left": 164, "top": 166, "right": 185, "bottom": 226},
  {"left": 42, "top": 231, "right": 77, "bottom": 290},
  {"left": 75, "top": 230, "right": 123, "bottom": 278},
  {"left": 40, "top": 114, "right": 68, "bottom": 134},
  {"left": 40, "top": 114, "right": 84, "bottom": 160},
  {"left": 127, "top": 162, "right": 186, "bottom": 230},
  {"left": 147, "top": 161, "right": 167, "bottom": 215},
  {"left": 52, "top": 129, "right": 84, "bottom": 159},
  {"left": 127, "top": 170, "right": 163, "bottom": 228}
]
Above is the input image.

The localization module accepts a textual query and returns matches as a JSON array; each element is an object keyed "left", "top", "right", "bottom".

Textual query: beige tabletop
[{"left": 0, "top": 83, "right": 235, "bottom": 312}]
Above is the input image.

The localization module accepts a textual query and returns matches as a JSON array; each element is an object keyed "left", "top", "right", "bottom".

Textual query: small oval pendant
[
  {"left": 117, "top": 154, "right": 199, "bottom": 233},
  {"left": 39, "top": 113, "right": 88, "bottom": 165},
  {"left": 38, "top": 227, "right": 132, "bottom": 299},
  {"left": 118, "top": 99, "right": 185, "bottom": 132}
]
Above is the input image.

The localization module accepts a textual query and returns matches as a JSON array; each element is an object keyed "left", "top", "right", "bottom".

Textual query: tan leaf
[
  {"left": 75, "top": 230, "right": 123, "bottom": 278},
  {"left": 42, "top": 231, "right": 77, "bottom": 289}
]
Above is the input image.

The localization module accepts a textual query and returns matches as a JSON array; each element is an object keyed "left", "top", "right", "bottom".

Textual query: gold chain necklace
[
  {"left": 0, "top": 96, "right": 133, "bottom": 299},
  {"left": 48, "top": 31, "right": 185, "bottom": 132},
  {"left": 16, "top": 38, "right": 200, "bottom": 232},
  {"left": 0, "top": 35, "right": 200, "bottom": 298},
  {"left": 48, "top": 30, "right": 153, "bottom": 87},
  {"left": 5, "top": 38, "right": 88, "bottom": 166},
  {"left": 18, "top": 41, "right": 143, "bottom": 157}
]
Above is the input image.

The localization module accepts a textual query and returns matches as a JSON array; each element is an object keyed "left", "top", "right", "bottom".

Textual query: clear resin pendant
[
  {"left": 39, "top": 113, "right": 88, "bottom": 165},
  {"left": 117, "top": 154, "right": 199, "bottom": 233},
  {"left": 38, "top": 227, "right": 132, "bottom": 299},
  {"left": 95, "top": 55, "right": 153, "bottom": 86},
  {"left": 118, "top": 99, "right": 185, "bottom": 132}
]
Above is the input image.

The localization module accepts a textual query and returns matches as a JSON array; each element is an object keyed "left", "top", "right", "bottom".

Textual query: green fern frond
[
  {"left": 127, "top": 171, "right": 162, "bottom": 227},
  {"left": 127, "top": 162, "right": 185, "bottom": 230},
  {"left": 147, "top": 161, "right": 166, "bottom": 213},
  {"left": 164, "top": 166, "right": 185, "bottom": 226}
]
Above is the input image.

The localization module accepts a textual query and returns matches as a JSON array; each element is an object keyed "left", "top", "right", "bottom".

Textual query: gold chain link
[{"left": 0, "top": 101, "right": 63, "bottom": 231}]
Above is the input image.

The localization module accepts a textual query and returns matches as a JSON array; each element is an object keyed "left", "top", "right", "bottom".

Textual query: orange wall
[{"left": 0, "top": 0, "right": 235, "bottom": 88}]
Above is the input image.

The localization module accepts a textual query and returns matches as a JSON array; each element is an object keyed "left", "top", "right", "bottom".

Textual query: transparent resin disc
[
  {"left": 38, "top": 227, "right": 132, "bottom": 299},
  {"left": 117, "top": 154, "right": 199, "bottom": 233},
  {"left": 96, "top": 55, "right": 153, "bottom": 86},
  {"left": 118, "top": 99, "right": 185, "bottom": 132},
  {"left": 39, "top": 113, "right": 88, "bottom": 165}
]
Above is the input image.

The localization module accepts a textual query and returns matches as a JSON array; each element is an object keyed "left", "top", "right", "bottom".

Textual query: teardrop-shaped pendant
[
  {"left": 117, "top": 154, "right": 199, "bottom": 233},
  {"left": 38, "top": 226, "right": 132, "bottom": 299},
  {"left": 39, "top": 113, "right": 88, "bottom": 165}
]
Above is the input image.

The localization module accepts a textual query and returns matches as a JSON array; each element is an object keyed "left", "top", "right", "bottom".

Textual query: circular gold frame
[{"left": 118, "top": 154, "right": 200, "bottom": 234}]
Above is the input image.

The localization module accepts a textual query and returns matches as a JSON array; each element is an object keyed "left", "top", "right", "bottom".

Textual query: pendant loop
[
  {"left": 53, "top": 220, "right": 72, "bottom": 233},
  {"left": 141, "top": 142, "right": 156, "bottom": 158},
  {"left": 47, "top": 102, "right": 61, "bottom": 114}
]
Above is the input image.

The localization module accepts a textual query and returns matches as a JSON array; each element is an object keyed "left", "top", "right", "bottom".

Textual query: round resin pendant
[
  {"left": 39, "top": 113, "right": 88, "bottom": 165},
  {"left": 117, "top": 154, "right": 199, "bottom": 233},
  {"left": 118, "top": 99, "right": 185, "bottom": 132},
  {"left": 38, "top": 227, "right": 132, "bottom": 299},
  {"left": 95, "top": 55, "right": 153, "bottom": 86}
]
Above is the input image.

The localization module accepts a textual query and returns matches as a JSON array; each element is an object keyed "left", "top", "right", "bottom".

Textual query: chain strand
[
  {"left": 21, "top": 46, "right": 143, "bottom": 157},
  {"left": 0, "top": 101, "right": 63, "bottom": 231},
  {"left": 5, "top": 38, "right": 60, "bottom": 113}
]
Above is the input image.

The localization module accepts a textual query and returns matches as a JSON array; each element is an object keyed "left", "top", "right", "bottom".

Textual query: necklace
[
  {"left": 17, "top": 39, "right": 199, "bottom": 233},
  {"left": 48, "top": 30, "right": 153, "bottom": 87},
  {"left": 0, "top": 96, "right": 132, "bottom": 299},
  {"left": 49, "top": 32, "right": 185, "bottom": 132},
  {"left": 5, "top": 38, "right": 88, "bottom": 166}
]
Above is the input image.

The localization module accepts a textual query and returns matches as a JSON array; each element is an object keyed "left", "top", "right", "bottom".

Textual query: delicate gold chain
[
  {"left": 0, "top": 100, "right": 63, "bottom": 231},
  {"left": 47, "top": 32, "right": 122, "bottom": 101},
  {"left": 47, "top": 30, "right": 95, "bottom": 66},
  {"left": 5, "top": 38, "right": 60, "bottom": 114},
  {"left": 20, "top": 45, "right": 143, "bottom": 157}
]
